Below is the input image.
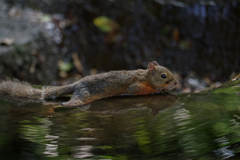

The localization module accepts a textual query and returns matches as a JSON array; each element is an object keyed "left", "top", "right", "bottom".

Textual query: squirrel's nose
[{"left": 174, "top": 80, "right": 178, "bottom": 85}]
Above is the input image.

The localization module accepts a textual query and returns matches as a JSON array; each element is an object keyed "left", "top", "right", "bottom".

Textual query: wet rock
[{"left": 0, "top": 0, "right": 61, "bottom": 84}]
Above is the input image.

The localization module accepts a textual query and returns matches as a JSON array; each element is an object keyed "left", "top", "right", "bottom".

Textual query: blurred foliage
[
  {"left": 58, "top": 60, "right": 73, "bottom": 72},
  {"left": 93, "top": 16, "right": 115, "bottom": 33},
  {"left": 3, "top": 0, "right": 240, "bottom": 82}
]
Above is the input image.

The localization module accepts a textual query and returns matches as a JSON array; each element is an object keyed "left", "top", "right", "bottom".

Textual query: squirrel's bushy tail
[
  {"left": 0, "top": 78, "right": 42, "bottom": 99},
  {"left": 0, "top": 78, "right": 75, "bottom": 99}
]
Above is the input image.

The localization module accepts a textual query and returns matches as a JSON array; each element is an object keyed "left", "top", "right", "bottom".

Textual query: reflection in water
[
  {"left": 19, "top": 118, "right": 59, "bottom": 157},
  {"left": 72, "top": 145, "right": 93, "bottom": 159},
  {"left": 44, "top": 134, "right": 59, "bottom": 157},
  {"left": 1, "top": 87, "right": 240, "bottom": 159},
  {"left": 173, "top": 108, "right": 191, "bottom": 127},
  {"left": 214, "top": 146, "right": 234, "bottom": 159},
  {"left": 83, "top": 93, "right": 178, "bottom": 117}
]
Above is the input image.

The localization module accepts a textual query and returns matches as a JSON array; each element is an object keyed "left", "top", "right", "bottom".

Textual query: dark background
[{"left": 1, "top": 0, "right": 240, "bottom": 91}]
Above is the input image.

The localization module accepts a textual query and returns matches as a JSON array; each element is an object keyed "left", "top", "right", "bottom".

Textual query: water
[{"left": 0, "top": 83, "right": 240, "bottom": 159}]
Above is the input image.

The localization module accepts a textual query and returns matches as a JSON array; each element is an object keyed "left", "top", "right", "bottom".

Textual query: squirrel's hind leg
[{"left": 62, "top": 88, "right": 92, "bottom": 107}]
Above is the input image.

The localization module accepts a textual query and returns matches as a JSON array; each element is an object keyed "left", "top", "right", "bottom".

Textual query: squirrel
[{"left": 0, "top": 61, "right": 178, "bottom": 107}]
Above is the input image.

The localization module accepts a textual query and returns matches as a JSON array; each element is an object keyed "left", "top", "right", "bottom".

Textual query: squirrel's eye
[{"left": 161, "top": 74, "right": 167, "bottom": 79}]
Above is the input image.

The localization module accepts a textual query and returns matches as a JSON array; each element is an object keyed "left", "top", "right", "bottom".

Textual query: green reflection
[
  {"left": 20, "top": 118, "right": 52, "bottom": 144},
  {"left": 132, "top": 116, "right": 151, "bottom": 154},
  {"left": 1, "top": 80, "right": 240, "bottom": 159},
  {"left": 19, "top": 117, "right": 56, "bottom": 157}
]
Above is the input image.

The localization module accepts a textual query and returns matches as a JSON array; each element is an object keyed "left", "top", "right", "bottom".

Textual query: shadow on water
[{"left": 0, "top": 83, "right": 240, "bottom": 159}]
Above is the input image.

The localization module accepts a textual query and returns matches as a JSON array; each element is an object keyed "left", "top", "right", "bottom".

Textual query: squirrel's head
[{"left": 147, "top": 61, "right": 178, "bottom": 92}]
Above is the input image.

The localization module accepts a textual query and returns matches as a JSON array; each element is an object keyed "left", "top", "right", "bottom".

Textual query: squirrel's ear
[
  {"left": 147, "top": 62, "right": 156, "bottom": 76},
  {"left": 152, "top": 61, "right": 160, "bottom": 66}
]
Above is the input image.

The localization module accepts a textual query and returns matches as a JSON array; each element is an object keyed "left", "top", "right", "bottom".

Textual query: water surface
[{"left": 0, "top": 84, "right": 240, "bottom": 159}]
